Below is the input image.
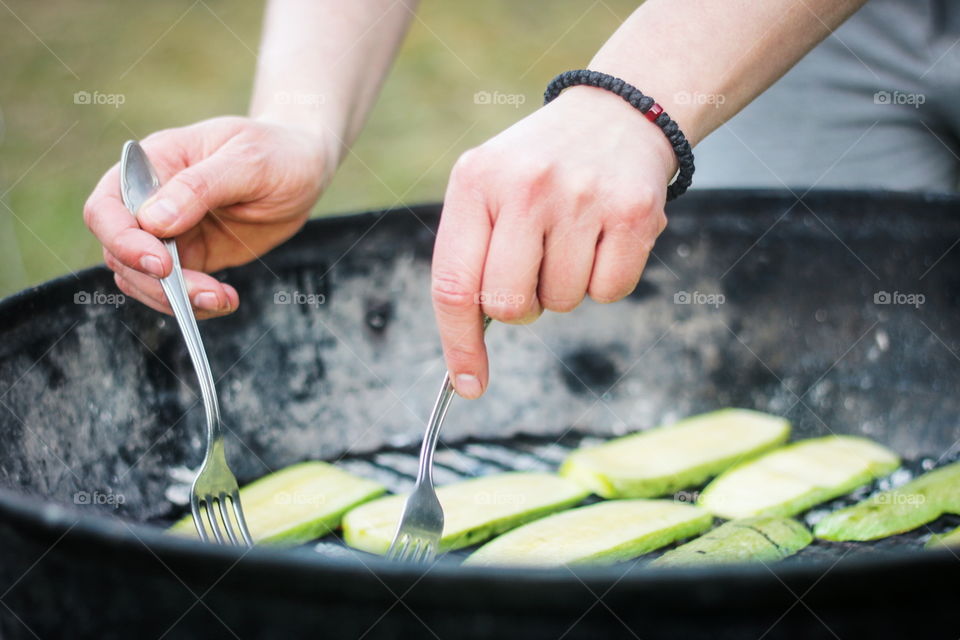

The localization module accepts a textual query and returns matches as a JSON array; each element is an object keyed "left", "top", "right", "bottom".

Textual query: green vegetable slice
[
  {"left": 814, "top": 461, "right": 960, "bottom": 541},
  {"left": 464, "top": 500, "right": 712, "bottom": 567},
  {"left": 561, "top": 408, "right": 790, "bottom": 498},
  {"left": 926, "top": 524, "right": 960, "bottom": 550},
  {"left": 342, "top": 472, "right": 589, "bottom": 555},
  {"left": 652, "top": 516, "right": 812, "bottom": 567},
  {"left": 169, "top": 461, "right": 385, "bottom": 545},
  {"left": 698, "top": 436, "right": 900, "bottom": 519}
]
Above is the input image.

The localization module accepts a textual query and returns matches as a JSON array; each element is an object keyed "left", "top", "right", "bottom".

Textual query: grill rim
[
  {"left": 1, "top": 482, "right": 957, "bottom": 597},
  {"left": 3, "top": 190, "right": 960, "bottom": 595}
]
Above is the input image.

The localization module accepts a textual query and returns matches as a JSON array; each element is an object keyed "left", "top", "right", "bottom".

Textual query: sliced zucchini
[
  {"left": 341, "top": 472, "right": 589, "bottom": 555},
  {"left": 464, "top": 500, "right": 712, "bottom": 567},
  {"left": 652, "top": 516, "right": 812, "bottom": 567},
  {"left": 169, "top": 461, "right": 386, "bottom": 545},
  {"left": 561, "top": 409, "right": 790, "bottom": 498},
  {"left": 698, "top": 436, "right": 900, "bottom": 519},
  {"left": 814, "top": 461, "right": 960, "bottom": 541},
  {"left": 926, "top": 524, "right": 960, "bottom": 550}
]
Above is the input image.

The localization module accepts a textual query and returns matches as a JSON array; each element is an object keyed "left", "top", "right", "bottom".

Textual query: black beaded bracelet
[{"left": 543, "top": 69, "right": 694, "bottom": 201}]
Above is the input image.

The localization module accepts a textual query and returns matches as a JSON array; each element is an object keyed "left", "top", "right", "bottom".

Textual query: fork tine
[
  {"left": 217, "top": 493, "right": 240, "bottom": 545},
  {"left": 229, "top": 490, "right": 254, "bottom": 547},
  {"left": 394, "top": 538, "right": 413, "bottom": 562},
  {"left": 204, "top": 498, "right": 225, "bottom": 544},
  {"left": 418, "top": 543, "right": 436, "bottom": 564},
  {"left": 190, "top": 496, "right": 210, "bottom": 542},
  {"left": 386, "top": 532, "right": 406, "bottom": 560},
  {"left": 407, "top": 540, "right": 422, "bottom": 563}
]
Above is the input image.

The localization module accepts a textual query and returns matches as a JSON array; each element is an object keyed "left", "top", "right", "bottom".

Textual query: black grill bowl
[{"left": 1, "top": 190, "right": 959, "bottom": 639}]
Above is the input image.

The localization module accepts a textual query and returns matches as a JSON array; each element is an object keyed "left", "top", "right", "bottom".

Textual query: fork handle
[
  {"left": 159, "top": 238, "right": 223, "bottom": 445},
  {"left": 415, "top": 315, "right": 493, "bottom": 485}
]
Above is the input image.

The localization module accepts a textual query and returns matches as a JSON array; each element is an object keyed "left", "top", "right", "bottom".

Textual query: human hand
[
  {"left": 431, "top": 87, "right": 677, "bottom": 398},
  {"left": 84, "top": 116, "right": 334, "bottom": 317}
]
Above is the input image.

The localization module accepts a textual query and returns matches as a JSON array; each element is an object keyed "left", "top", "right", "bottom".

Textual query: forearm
[
  {"left": 588, "top": 0, "right": 868, "bottom": 148},
  {"left": 250, "top": 0, "right": 417, "bottom": 165}
]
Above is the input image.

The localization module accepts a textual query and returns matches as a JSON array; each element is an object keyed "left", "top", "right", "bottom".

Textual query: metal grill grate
[{"left": 319, "top": 432, "right": 960, "bottom": 564}]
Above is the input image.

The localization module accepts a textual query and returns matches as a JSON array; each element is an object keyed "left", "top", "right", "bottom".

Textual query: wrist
[
  {"left": 552, "top": 85, "right": 679, "bottom": 184},
  {"left": 252, "top": 109, "right": 344, "bottom": 179},
  {"left": 586, "top": 57, "right": 709, "bottom": 149}
]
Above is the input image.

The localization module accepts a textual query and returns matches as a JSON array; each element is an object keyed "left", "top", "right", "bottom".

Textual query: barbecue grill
[{"left": 1, "top": 190, "right": 958, "bottom": 638}]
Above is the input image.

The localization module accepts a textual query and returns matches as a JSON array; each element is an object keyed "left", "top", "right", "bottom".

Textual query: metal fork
[
  {"left": 120, "top": 140, "right": 253, "bottom": 547},
  {"left": 386, "top": 315, "right": 492, "bottom": 563}
]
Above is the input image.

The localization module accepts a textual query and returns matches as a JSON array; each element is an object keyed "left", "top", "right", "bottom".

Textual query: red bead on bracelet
[{"left": 644, "top": 102, "right": 663, "bottom": 122}]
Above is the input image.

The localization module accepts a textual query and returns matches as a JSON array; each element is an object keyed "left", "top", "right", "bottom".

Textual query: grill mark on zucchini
[
  {"left": 814, "top": 461, "right": 960, "bottom": 541},
  {"left": 652, "top": 517, "right": 812, "bottom": 567},
  {"left": 734, "top": 523, "right": 784, "bottom": 553}
]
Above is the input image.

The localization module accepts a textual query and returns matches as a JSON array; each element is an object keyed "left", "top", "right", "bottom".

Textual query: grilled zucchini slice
[
  {"left": 815, "top": 461, "right": 960, "bottom": 541},
  {"left": 341, "top": 472, "right": 589, "bottom": 555},
  {"left": 169, "top": 461, "right": 385, "bottom": 545},
  {"left": 652, "top": 516, "right": 812, "bottom": 567},
  {"left": 698, "top": 436, "right": 899, "bottom": 519},
  {"left": 926, "top": 524, "right": 960, "bottom": 550},
  {"left": 561, "top": 409, "right": 789, "bottom": 498},
  {"left": 464, "top": 499, "right": 712, "bottom": 567}
]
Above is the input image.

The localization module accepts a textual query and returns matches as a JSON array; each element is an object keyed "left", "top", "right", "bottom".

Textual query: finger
[
  {"left": 137, "top": 150, "right": 258, "bottom": 238},
  {"left": 84, "top": 164, "right": 172, "bottom": 278},
  {"left": 114, "top": 273, "right": 173, "bottom": 316},
  {"left": 588, "top": 228, "right": 653, "bottom": 304},
  {"left": 105, "top": 250, "right": 239, "bottom": 318},
  {"left": 479, "top": 207, "right": 544, "bottom": 323},
  {"left": 431, "top": 158, "right": 493, "bottom": 399},
  {"left": 537, "top": 218, "right": 600, "bottom": 313}
]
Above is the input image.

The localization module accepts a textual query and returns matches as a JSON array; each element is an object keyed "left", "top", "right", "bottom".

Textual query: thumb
[{"left": 137, "top": 152, "right": 251, "bottom": 237}]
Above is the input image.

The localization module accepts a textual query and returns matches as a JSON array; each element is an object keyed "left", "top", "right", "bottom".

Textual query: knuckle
[
  {"left": 539, "top": 293, "right": 582, "bottom": 313},
  {"left": 627, "top": 184, "right": 658, "bottom": 214},
  {"left": 484, "top": 302, "right": 525, "bottom": 323},
  {"left": 451, "top": 147, "right": 486, "bottom": 183},
  {"left": 431, "top": 270, "right": 477, "bottom": 309},
  {"left": 444, "top": 343, "right": 484, "bottom": 369},
  {"left": 510, "top": 160, "right": 553, "bottom": 205},
  {"left": 483, "top": 297, "right": 539, "bottom": 324},
  {"left": 82, "top": 198, "right": 97, "bottom": 229},
  {"left": 588, "top": 278, "right": 630, "bottom": 305},
  {"left": 174, "top": 170, "right": 211, "bottom": 208},
  {"left": 102, "top": 249, "right": 120, "bottom": 271}
]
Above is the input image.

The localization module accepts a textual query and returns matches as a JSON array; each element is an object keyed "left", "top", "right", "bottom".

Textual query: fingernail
[
  {"left": 455, "top": 373, "right": 482, "bottom": 399},
  {"left": 141, "top": 198, "right": 177, "bottom": 229},
  {"left": 140, "top": 255, "right": 164, "bottom": 277},
  {"left": 193, "top": 292, "right": 220, "bottom": 311}
]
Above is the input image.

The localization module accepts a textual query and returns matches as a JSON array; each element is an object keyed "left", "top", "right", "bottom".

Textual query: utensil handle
[
  {"left": 160, "top": 239, "right": 223, "bottom": 446},
  {"left": 415, "top": 315, "right": 493, "bottom": 485}
]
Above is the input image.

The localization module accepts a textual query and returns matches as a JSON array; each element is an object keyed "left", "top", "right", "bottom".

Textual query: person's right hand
[{"left": 84, "top": 116, "right": 334, "bottom": 318}]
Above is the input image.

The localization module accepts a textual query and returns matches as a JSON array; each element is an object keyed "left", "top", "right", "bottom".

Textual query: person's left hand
[{"left": 431, "top": 86, "right": 677, "bottom": 399}]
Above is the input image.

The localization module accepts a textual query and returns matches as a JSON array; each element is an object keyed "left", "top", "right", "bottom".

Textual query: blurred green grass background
[{"left": 0, "top": 0, "right": 638, "bottom": 298}]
